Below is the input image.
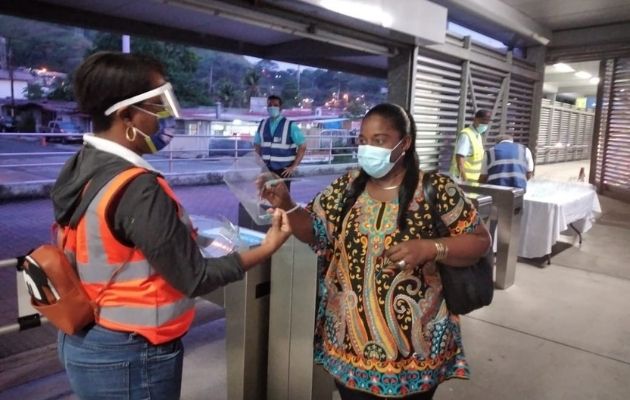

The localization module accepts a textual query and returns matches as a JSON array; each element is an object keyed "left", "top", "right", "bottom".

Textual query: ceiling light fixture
[
  {"left": 589, "top": 77, "right": 600, "bottom": 84},
  {"left": 553, "top": 63, "right": 574, "bottom": 73},
  {"left": 575, "top": 71, "right": 592, "bottom": 79}
]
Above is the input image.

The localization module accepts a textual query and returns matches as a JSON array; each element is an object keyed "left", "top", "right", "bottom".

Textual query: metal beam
[
  {"left": 265, "top": 39, "right": 368, "bottom": 59},
  {"left": 0, "top": 0, "right": 265, "bottom": 57},
  {"left": 270, "top": 56, "right": 387, "bottom": 79},
  {"left": 548, "top": 22, "right": 630, "bottom": 63},
  {"left": 431, "top": 0, "right": 551, "bottom": 46},
  {"left": 0, "top": 0, "right": 388, "bottom": 77}
]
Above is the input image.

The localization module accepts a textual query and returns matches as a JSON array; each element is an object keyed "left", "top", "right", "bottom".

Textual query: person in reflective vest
[
  {"left": 52, "top": 52, "right": 291, "bottom": 400},
  {"left": 449, "top": 109, "right": 491, "bottom": 182},
  {"left": 479, "top": 134, "right": 534, "bottom": 189},
  {"left": 254, "top": 95, "right": 307, "bottom": 190}
]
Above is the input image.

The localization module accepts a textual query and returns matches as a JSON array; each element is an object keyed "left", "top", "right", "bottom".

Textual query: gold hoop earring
[{"left": 125, "top": 126, "right": 137, "bottom": 142}]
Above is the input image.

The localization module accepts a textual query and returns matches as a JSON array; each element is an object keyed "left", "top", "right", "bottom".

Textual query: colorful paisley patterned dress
[{"left": 306, "top": 170, "right": 479, "bottom": 397}]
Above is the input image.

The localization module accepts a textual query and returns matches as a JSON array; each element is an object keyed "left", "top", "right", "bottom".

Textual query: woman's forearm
[{"left": 438, "top": 224, "right": 491, "bottom": 267}]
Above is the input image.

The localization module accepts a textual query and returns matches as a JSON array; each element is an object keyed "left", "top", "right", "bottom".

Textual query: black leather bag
[{"left": 422, "top": 173, "right": 494, "bottom": 315}]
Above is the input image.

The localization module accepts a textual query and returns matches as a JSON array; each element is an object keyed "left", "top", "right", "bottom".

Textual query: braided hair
[{"left": 338, "top": 103, "right": 420, "bottom": 232}]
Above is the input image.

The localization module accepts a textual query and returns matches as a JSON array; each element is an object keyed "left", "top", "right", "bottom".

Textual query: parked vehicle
[
  {"left": 45, "top": 121, "right": 83, "bottom": 144},
  {"left": 208, "top": 136, "right": 254, "bottom": 157},
  {"left": 0, "top": 116, "right": 17, "bottom": 132},
  {"left": 320, "top": 128, "right": 355, "bottom": 154}
]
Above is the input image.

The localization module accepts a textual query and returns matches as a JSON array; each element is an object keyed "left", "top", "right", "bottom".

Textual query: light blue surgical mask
[
  {"left": 476, "top": 124, "right": 489, "bottom": 134},
  {"left": 267, "top": 106, "right": 280, "bottom": 118},
  {"left": 357, "top": 140, "right": 404, "bottom": 179}
]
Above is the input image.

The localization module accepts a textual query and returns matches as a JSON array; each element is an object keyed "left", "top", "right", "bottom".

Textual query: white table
[{"left": 518, "top": 180, "right": 601, "bottom": 260}]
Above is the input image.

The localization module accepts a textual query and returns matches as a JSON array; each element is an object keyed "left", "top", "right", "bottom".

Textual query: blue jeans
[{"left": 57, "top": 324, "right": 184, "bottom": 400}]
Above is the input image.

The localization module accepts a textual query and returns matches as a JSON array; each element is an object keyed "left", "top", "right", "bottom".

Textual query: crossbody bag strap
[{"left": 422, "top": 171, "right": 450, "bottom": 238}]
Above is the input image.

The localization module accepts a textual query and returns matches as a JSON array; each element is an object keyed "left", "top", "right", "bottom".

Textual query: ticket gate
[
  {"left": 266, "top": 194, "right": 494, "bottom": 400},
  {"left": 195, "top": 214, "right": 270, "bottom": 400},
  {"left": 460, "top": 183, "right": 524, "bottom": 289}
]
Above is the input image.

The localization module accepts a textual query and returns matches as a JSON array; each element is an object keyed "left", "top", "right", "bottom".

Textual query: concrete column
[{"left": 387, "top": 46, "right": 415, "bottom": 109}]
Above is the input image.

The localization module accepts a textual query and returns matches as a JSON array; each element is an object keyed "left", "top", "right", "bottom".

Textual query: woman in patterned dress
[{"left": 262, "top": 103, "right": 491, "bottom": 399}]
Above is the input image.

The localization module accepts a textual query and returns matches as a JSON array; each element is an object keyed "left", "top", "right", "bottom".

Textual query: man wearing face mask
[
  {"left": 449, "top": 109, "right": 491, "bottom": 183},
  {"left": 254, "top": 94, "right": 306, "bottom": 190}
]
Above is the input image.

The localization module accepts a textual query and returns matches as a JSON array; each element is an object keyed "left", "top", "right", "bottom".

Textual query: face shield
[{"left": 104, "top": 83, "right": 182, "bottom": 118}]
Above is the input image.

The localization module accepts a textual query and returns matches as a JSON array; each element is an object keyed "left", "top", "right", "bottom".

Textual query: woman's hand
[
  {"left": 261, "top": 208, "right": 292, "bottom": 252},
  {"left": 384, "top": 239, "right": 437, "bottom": 271},
  {"left": 258, "top": 173, "right": 294, "bottom": 210}
]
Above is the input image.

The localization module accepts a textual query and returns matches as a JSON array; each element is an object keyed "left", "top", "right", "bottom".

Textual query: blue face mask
[
  {"left": 357, "top": 140, "right": 404, "bottom": 179},
  {"left": 267, "top": 106, "right": 280, "bottom": 118},
  {"left": 132, "top": 106, "right": 176, "bottom": 153},
  {"left": 477, "top": 124, "right": 489, "bottom": 134}
]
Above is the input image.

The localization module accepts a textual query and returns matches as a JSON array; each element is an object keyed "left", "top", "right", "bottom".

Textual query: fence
[{"left": 0, "top": 132, "right": 358, "bottom": 184}]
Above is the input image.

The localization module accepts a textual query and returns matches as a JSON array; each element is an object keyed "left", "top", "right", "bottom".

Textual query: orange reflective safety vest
[{"left": 60, "top": 168, "right": 196, "bottom": 345}]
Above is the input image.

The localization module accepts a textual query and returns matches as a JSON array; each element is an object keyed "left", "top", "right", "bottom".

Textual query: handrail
[{"left": 0, "top": 132, "right": 359, "bottom": 184}]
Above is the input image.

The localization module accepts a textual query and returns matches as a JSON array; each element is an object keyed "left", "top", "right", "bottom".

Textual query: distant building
[
  {"left": 0, "top": 68, "right": 35, "bottom": 101},
  {"left": 0, "top": 99, "right": 89, "bottom": 132}
]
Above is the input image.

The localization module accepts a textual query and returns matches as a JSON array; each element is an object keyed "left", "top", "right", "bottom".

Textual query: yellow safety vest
[{"left": 450, "top": 126, "right": 484, "bottom": 182}]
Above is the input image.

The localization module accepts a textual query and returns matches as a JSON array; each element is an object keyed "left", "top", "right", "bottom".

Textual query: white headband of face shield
[{"left": 104, "top": 83, "right": 182, "bottom": 118}]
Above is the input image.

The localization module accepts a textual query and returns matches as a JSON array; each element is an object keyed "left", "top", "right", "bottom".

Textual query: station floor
[{"left": 1, "top": 160, "right": 629, "bottom": 400}]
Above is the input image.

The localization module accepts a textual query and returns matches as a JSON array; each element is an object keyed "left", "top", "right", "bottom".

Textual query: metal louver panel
[
  {"left": 411, "top": 54, "right": 462, "bottom": 171},
  {"left": 536, "top": 100, "right": 594, "bottom": 165},
  {"left": 593, "top": 60, "right": 614, "bottom": 186},
  {"left": 600, "top": 58, "right": 630, "bottom": 198},
  {"left": 469, "top": 63, "right": 506, "bottom": 144},
  {"left": 410, "top": 39, "right": 539, "bottom": 175},
  {"left": 507, "top": 75, "right": 534, "bottom": 148}
]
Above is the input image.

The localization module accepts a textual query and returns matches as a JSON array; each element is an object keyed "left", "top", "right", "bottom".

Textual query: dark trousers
[
  {"left": 269, "top": 167, "right": 292, "bottom": 191},
  {"left": 335, "top": 381, "right": 437, "bottom": 400}
]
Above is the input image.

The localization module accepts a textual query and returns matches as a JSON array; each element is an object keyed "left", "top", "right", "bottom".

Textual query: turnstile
[
  {"left": 197, "top": 210, "right": 271, "bottom": 400},
  {"left": 266, "top": 193, "right": 494, "bottom": 400},
  {"left": 460, "top": 183, "right": 524, "bottom": 289}
]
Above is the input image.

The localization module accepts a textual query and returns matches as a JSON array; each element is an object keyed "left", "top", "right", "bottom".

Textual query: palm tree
[
  {"left": 217, "top": 81, "right": 236, "bottom": 107},
  {"left": 244, "top": 69, "right": 261, "bottom": 101}
]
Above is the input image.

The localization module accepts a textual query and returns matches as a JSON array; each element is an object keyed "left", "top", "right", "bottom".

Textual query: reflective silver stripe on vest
[
  {"left": 261, "top": 118, "right": 297, "bottom": 162},
  {"left": 78, "top": 259, "right": 154, "bottom": 283},
  {"left": 487, "top": 171, "right": 527, "bottom": 181},
  {"left": 259, "top": 142, "right": 296, "bottom": 150},
  {"left": 77, "top": 177, "right": 155, "bottom": 283},
  {"left": 488, "top": 158, "right": 528, "bottom": 168},
  {"left": 99, "top": 297, "right": 195, "bottom": 327},
  {"left": 261, "top": 154, "right": 298, "bottom": 162}
]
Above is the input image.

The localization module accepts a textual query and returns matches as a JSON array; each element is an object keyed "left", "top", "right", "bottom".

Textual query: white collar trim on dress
[{"left": 83, "top": 134, "right": 159, "bottom": 173}]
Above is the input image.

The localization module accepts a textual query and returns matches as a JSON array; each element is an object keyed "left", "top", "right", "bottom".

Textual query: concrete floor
[{"left": 2, "top": 160, "right": 629, "bottom": 400}]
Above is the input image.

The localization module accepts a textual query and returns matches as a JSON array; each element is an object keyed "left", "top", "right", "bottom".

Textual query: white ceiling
[
  {"left": 543, "top": 61, "right": 601, "bottom": 96},
  {"left": 502, "top": 0, "right": 630, "bottom": 30}
]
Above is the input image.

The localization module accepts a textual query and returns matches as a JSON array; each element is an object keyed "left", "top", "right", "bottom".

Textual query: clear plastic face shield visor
[{"left": 104, "top": 83, "right": 182, "bottom": 118}]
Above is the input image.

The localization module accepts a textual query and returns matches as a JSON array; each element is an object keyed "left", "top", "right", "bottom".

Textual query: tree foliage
[
  {"left": 0, "top": 14, "right": 387, "bottom": 113},
  {"left": 0, "top": 15, "right": 91, "bottom": 73}
]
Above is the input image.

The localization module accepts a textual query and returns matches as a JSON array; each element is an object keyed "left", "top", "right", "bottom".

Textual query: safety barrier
[{"left": 0, "top": 132, "right": 358, "bottom": 184}]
